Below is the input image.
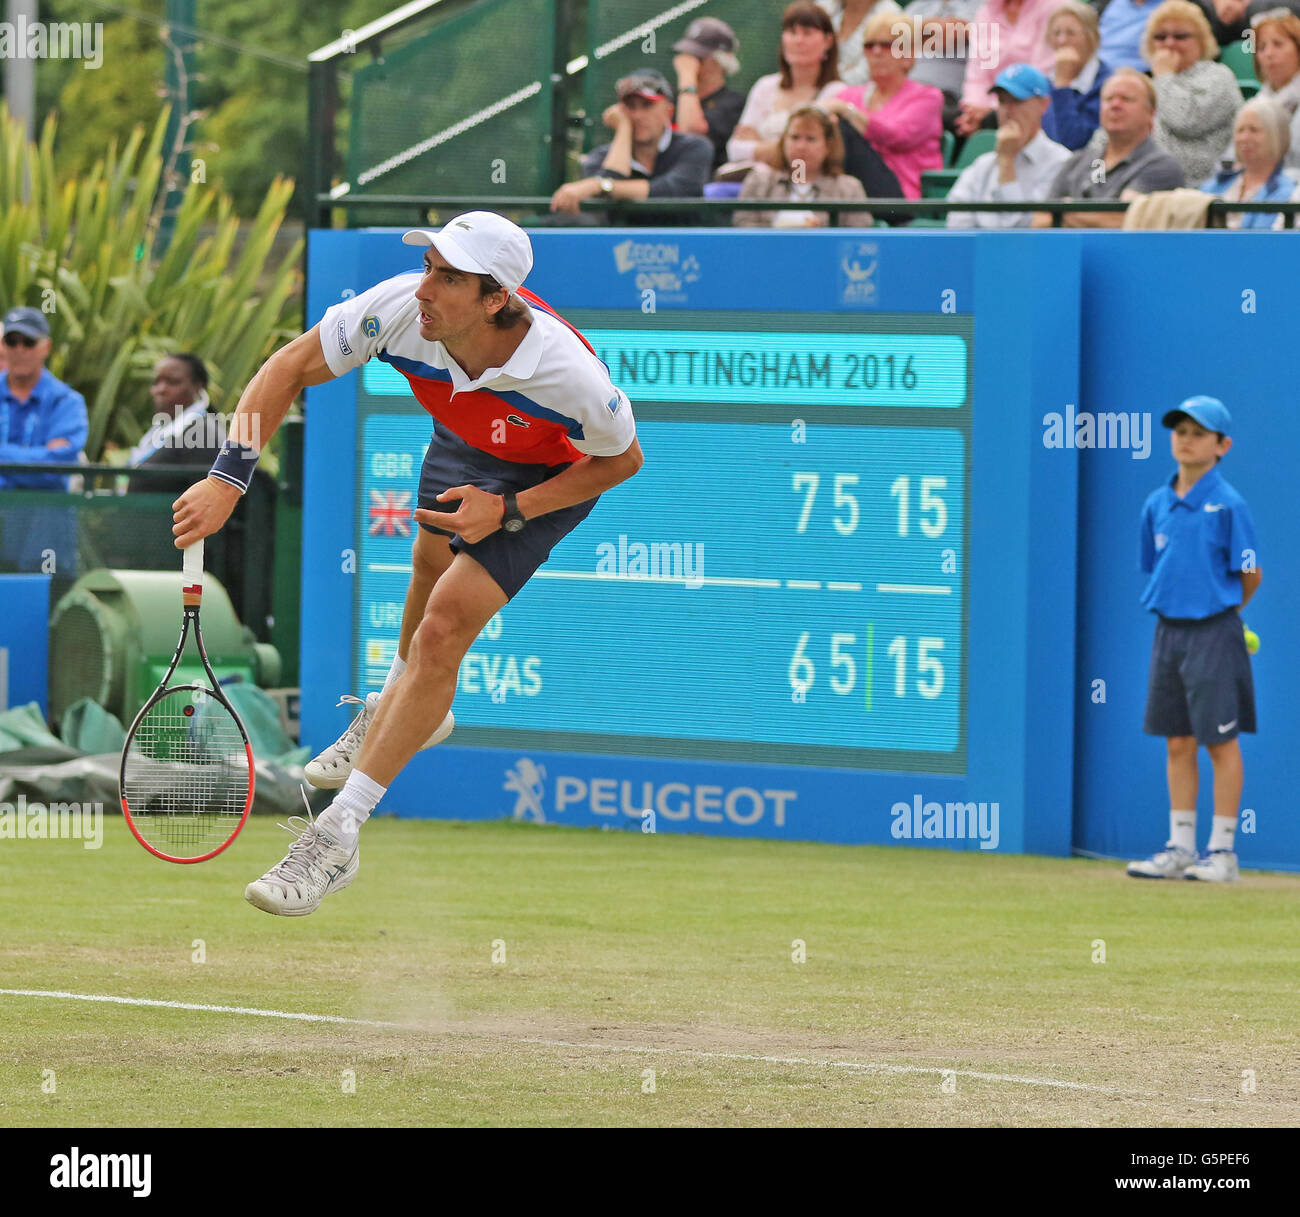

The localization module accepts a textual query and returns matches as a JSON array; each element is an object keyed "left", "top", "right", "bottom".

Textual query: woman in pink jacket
[
  {"left": 824, "top": 12, "right": 944, "bottom": 197},
  {"left": 957, "top": 0, "right": 1060, "bottom": 134}
]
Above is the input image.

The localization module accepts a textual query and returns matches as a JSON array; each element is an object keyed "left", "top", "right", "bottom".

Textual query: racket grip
[{"left": 183, "top": 539, "right": 204, "bottom": 585}]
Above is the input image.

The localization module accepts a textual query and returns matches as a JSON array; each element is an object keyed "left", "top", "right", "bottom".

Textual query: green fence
[
  {"left": 343, "top": 0, "right": 560, "bottom": 213},
  {"left": 0, "top": 464, "right": 298, "bottom": 683}
]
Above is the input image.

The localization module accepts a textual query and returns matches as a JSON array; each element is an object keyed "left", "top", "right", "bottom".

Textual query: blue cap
[
  {"left": 1162, "top": 395, "right": 1232, "bottom": 436},
  {"left": 993, "top": 64, "right": 1052, "bottom": 100},
  {"left": 3, "top": 306, "right": 49, "bottom": 340}
]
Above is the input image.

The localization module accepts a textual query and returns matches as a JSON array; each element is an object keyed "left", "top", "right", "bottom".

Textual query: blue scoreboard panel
[{"left": 355, "top": 309, "right": 971, "bottom": 774}]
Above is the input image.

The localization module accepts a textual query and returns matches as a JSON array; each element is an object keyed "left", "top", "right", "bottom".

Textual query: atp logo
[
  {"left": 363, "top": 315, "right": 381, "bottom": 339},
  {"left": 839, "top": 240, "right": 879, "bottom": 305},
  {"left": 506, "top": 414, "right": 531, "bottom": 428},
  {"left": 505, "top": 758, "right": 546, "bottom": 823},
  {"left": 452, "top": 220, "right": 473, "bottom": 230}
]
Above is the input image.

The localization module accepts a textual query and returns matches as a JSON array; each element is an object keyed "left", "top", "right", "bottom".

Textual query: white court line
[
  {"left": 785, "top": 580, "right": 822, "bottom": 590},
  {"left": 877, "top": 584, "right": 952, "bottom": 595},
  {"left": 0, "top": 989, "right": 399, "bottom": 1028},
  {"left": 532, "top": 571, "right": 779, "bottom": 589},
  {"left": 0, "top": 988, "right": 1240, "bottom": 1105},
  {"left": 826, "top": 582, "right": 863, "bottom": 592}
]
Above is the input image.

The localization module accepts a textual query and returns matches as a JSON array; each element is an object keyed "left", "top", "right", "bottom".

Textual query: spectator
[
  {"left": 1099, "top": 0, "right": 1160, "bottom": 71},
  {"left": 1250, "top": 8, "right": 1300, "bottom": 172},
  {"left": 1184, "top": 0, "right": 1300, "bottom": 46},
  {"left": 958, "top": 0, "right": 1060, "bottom": 135},
  {"left": 727, "top": 3, "right": 844, "bottom": 169},
  {"left": 1043, "top": 2, "right": 1113, "bottom": 149},
  {"left": 1201, "top": 95, "right": 1299, "bottom": 225},
  {"left": 946, "top": 63, "right": 1073, "bottom": 225},
  {"left": 124, "top": 354, "right": 218, "bottom": 495},
  {"left": 734, "top": 105, "right": 875, "bottom": 225},
  {"left": 817, "top": 0, "right": 903, "bottom": 85},
  {"left": 1145, "top": 0, "right": 1244, "bottom": 184},
  {"left": 905, "top": 0, "right": 987, "bottom": 132},
  {"left": 550, "top": 69, "right": 712, "bottom": 225},
  {"left": 1043, "top": 67, "right": 1186, "bottom": 226},
  {"left": 672, "top": 17, "right": 746, "bottom": 172},
  {"left": 824, "top": 13, "right": 945, "bottom": 197},
  {"left": 0, "top": 307, "right": 87, "bottom": 491}
]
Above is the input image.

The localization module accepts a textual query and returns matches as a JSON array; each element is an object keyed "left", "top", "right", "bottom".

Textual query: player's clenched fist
[
  {"left": 414, "top": 483, "right": 508, "bottom": 544},
  {"left": 172, "top": 476, "right": 242, "bottom": 548}
]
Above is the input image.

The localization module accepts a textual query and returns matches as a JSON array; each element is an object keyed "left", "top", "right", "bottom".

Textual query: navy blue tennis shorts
[
  {"left": 416, "top": 422, "right": 599, "bottom": 600},
  {"left": 1143, "top": 608, "right": 1256, "bottom": 745}
]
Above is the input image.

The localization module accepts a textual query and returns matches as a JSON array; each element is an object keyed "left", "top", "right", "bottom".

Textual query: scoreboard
[
  {"left": 355, "top": 310, "right": 970, "bottom": 773},
  {"left": 306, "top": 227, "right": 1083, "bottom": 854}
]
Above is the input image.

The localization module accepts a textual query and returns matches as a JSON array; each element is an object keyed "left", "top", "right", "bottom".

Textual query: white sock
[
  {"left": 1170, "top": 811, "right": 1197, "bottom": 853},
  {"left": 382, "top": 654, "right": 408, "bottom": 694},
  {"left": 316, "top": 770, "right": 387, "bottom": 847},
  {"left": 1208, "top": 815, "right": 1236, "bottom": 853}
]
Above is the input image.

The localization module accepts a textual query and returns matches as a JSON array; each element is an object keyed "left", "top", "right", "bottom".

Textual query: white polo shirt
[{"left": 320, "top": 274, "right": 636, "bottom": 466}]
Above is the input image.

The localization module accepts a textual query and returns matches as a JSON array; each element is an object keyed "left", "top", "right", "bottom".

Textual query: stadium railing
[{"left": 317, "top": 193, "right": 1300, "bottom": 228}]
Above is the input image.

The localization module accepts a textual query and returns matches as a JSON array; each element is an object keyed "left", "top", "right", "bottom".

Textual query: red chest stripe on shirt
[
  {"left": 380, "top": 353, "right": 585, "bottom": 466},
  {"left": 517, "top": 288, "right": 599, "bottom": 357}
]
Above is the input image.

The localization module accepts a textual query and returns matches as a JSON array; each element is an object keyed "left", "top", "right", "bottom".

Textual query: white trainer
[
  {"left": 1126, "top": 844, "right": 1196, "bottom": 879},
  {"left": 244, "top": 816, "right": 359, "bottom": 916},
  {"left": 304, "top": 691, "right": 454, "bottom": 789},
  {"left": 1184, "top": 850, "right": 1240, "bottom": 883}
]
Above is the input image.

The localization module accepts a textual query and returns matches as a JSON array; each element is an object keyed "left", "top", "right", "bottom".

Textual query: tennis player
[{"left": 171, "top": 212, "right": 642, "bottom": 915}]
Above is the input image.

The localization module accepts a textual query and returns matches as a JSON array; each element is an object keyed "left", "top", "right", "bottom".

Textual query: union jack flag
[{"left": 368, "top": 489, "right": 411, "bottom": 537}]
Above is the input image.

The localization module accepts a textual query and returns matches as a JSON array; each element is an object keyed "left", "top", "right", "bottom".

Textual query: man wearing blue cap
[
  {"left": 946, "top": 64, "right": 1071, "bottom": 228},
  {"left": 0, "top": 307, "right": 87, "bottom": 490},
  {"left": 1127, "top": 397, "right": 1260, "bottom": 883}
]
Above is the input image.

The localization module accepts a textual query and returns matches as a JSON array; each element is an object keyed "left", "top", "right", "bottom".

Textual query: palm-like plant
[{"left": 0, "top": 104, "right": 302, "bottom": 459}]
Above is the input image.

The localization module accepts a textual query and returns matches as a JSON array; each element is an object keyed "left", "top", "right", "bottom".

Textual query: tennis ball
[{"left": 1243, "top": 625, "right": 1260, "bottom": 655}]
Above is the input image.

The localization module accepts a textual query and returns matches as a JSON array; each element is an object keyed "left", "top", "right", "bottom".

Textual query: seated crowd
[{"left": 547, "top": 0, "right": 1300, "bottom": 227}]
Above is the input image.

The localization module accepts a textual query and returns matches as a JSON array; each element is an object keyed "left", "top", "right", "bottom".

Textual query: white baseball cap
[{"left": 402, "top": 211, "right": 534, "bottom": 296}]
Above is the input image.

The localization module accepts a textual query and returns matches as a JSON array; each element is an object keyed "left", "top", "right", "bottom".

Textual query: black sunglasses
[{"left": 3, "top": 333, "right": 39, "bottom": 348}]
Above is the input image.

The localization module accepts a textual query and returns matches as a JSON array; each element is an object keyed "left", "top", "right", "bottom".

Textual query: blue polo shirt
[
  {"left": 0, "top": 367, "right": 89, "bottom": 490},
  {"left": 1099, "top": 0, "right": 1157, "bottom": 72},
  {"left": 1139, "top": 466, "right": 1258, "bottom": 619}
]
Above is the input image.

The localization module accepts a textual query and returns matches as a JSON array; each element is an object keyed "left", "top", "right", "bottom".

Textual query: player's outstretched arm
[{"left": 171, "top": 325, "right": 336, "bottom": 548}]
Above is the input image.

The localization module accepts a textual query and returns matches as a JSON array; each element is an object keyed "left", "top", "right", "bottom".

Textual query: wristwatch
[
  {"left": 598, "top": 176, "right": 615, "bottom": 195},
  {"left": 679, "top": 85, "right": 698, "bottom": 95},
  {"left": 501, "top": 490, "right": 526, "bottom": 533}
]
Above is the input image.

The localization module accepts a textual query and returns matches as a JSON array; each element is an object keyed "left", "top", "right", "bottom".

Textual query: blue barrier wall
[
  {"left": 302, "top": 228, "right": 1298, "bottom": 870},
  {"left": 1070, "top": 233, "right": 1298, "bottom": 872}
]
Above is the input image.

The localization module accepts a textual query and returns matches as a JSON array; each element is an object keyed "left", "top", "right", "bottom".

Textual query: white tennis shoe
[
  {"left": 1126, "top": 843, "right": 1196, "bottom": 879},
  {"left": 304, "top": 691, "right": 454, "bottom": 789},
  {"left": 244, "top": 815, "right": 359, "bottom": 916},
  {"left": 1184, "top": 849, "right": 1240, "bottom": 883}
]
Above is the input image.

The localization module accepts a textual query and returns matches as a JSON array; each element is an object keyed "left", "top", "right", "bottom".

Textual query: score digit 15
[{"left": 789, "top": 631, "right": 945, "bottom": 702}]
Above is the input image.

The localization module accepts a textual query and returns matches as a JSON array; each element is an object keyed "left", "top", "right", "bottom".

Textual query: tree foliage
[{"left": 0, "top": 104, "right": 302, "bottom": 459}]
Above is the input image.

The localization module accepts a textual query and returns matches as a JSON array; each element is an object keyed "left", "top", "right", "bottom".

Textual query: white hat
[{"left": 402, "top": 211, "right": 534, "bottom": 296}]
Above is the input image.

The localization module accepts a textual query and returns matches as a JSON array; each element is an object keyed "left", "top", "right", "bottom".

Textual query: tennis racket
[{"left": 119, "top": 539, "right": 254, "bottom": 862}]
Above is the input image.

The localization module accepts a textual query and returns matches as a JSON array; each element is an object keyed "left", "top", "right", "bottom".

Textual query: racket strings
[{"left": 122, "top": 688, "right": 251, "bottom": 855}]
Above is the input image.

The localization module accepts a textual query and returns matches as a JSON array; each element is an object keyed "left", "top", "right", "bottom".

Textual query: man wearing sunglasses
[{"left": 0, "top": 308, "right": 88, "bottom": 491}]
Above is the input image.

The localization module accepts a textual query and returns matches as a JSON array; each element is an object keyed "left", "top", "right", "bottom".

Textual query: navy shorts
[
  {"left": 416, "top": 423, "right": 599, "bottom": 600},
  {"left": 1143, "top": 609, "right": 1256, "bottom": 745}
]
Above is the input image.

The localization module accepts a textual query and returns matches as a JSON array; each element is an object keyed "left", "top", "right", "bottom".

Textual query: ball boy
[{"left": 1127, "top": 396, "right": 1260, "bottom": 882}]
